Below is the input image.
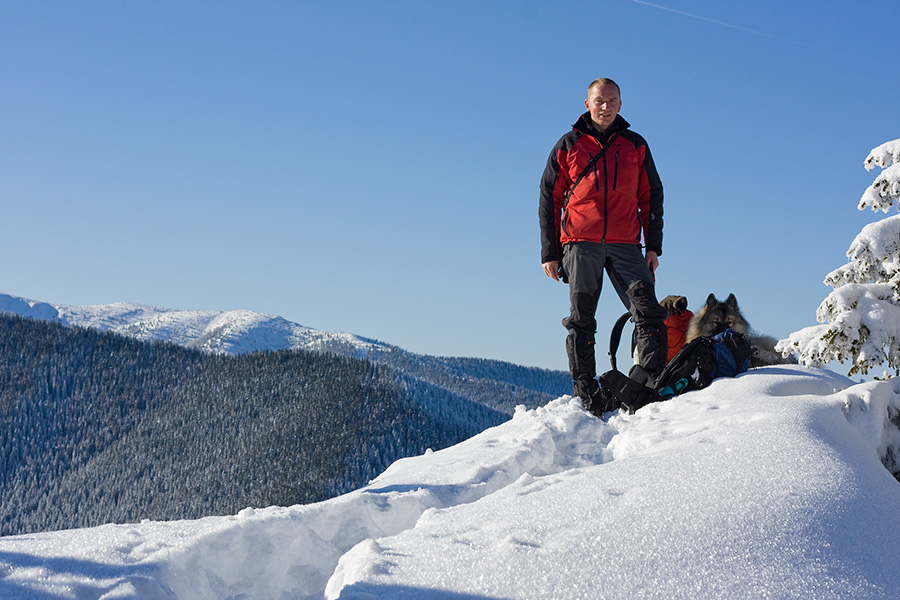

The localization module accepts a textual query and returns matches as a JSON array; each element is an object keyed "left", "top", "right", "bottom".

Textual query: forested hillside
[
  {"left": 0, "top": 314, "right": 506, "bottom": 535},
  {"left": 371, "top": 352, "right": 572, "bottom": 415},
  {"left": 0, "top": 293, "right": 573, "bottom": 417}
]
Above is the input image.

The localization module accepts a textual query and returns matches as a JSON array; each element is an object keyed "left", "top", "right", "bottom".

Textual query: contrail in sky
[{"left": 625, "top": 0, "right": 835, "bottom": 54}]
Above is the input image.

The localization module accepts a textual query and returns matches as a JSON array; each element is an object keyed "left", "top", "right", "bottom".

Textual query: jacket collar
[{"left": 572, "top": 112, "right": 630, "bottom": 142}]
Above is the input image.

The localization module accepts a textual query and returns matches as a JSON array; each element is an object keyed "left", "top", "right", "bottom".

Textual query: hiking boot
[
  {"left": 574, "top": 378, "right": 618, "bottom": 417},
  {"left": 593, "top": 377, "right": 621, "bottom": 415}
]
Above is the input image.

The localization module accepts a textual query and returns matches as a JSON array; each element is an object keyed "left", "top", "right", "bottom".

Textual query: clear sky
[{"left": 1, "top": 1, "right": 897, "bottom": 373}]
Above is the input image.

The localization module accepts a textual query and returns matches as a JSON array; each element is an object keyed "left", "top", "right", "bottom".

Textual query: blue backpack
[
  {"left": 599, "top": 328, "right": 751, "bottom": 413},
  {"left": 655, "top": 329, "right": 751, "bottom": 398}
]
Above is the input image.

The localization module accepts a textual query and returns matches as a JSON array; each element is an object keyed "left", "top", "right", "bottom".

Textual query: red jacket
[{"left": 540, "top": 113, "right": 663, "bottom": 264}]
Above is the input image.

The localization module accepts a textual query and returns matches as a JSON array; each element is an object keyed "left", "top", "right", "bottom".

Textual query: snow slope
[
  {"left": 0, "top": 293, "right": 386, "bottom": 358},
  {"left": 1, "top": 366, "right": 898, "bottom": 599}
]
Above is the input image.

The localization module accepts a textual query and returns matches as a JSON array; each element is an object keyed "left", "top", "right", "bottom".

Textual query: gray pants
[{"left": 561, "top": 242, "right": 668, "bottom": 384}]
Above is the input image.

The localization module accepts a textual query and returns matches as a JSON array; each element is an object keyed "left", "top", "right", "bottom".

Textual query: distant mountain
[
  {"left": 0, "top": 293, "right": 571, "bottom": 414},
  {"left": 0, "top": 292, "right": 385, "bottom": 357},
  {"left": 0, "top": 313, "right": 507, "bottom": 535},
  {"left": 0, "top": 293, "right": 571, "bottom": 535}
]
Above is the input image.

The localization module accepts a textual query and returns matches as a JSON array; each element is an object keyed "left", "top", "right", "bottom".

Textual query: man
[{"left": 539, "top": 78, "right": 668, "bottom": 415}]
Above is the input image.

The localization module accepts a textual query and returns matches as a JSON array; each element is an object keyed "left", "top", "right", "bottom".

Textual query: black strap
[
  {"left": 563, "top": 132, "right": 619, "bottom": 209},
  {"left": 608, "top": 311, "right": 632, "bottom": 372}
]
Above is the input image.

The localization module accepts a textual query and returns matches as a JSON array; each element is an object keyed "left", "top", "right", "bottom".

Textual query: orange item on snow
[{"left": 664, "top": 310, "right": 694, "bottom": 364}]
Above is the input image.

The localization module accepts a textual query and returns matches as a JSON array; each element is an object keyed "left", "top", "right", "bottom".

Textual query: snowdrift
[{"left": 1, "top": 366, "right": 898, "bottom": 600}]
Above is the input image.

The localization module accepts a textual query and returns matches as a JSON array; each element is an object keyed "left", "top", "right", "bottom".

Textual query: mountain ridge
[
  {"left": 0, "top": 292, "right": 571, "bottom": 416},
  {"left": 0, "top": 293, "right": 386, "bottom": 357},
  {"left": 0, "top": 312, "right": 508, "bottom": 535}
]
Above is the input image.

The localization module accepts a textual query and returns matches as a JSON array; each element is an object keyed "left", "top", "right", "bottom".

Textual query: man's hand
[
  {"left": 542, "top": 260, "right": 560, "bottom": 281},
  {"left": 646, "top": 251, "right": 659, "bottom": 275}
]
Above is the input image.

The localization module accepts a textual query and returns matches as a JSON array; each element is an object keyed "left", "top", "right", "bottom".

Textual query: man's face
[{"left": 585, "top": 83, "right": 621, "bottom": 132}]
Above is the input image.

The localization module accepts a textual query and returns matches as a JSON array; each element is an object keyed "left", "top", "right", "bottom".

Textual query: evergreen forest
[{"left": 0, "top": 314, "right": 534, "bottom": 535}]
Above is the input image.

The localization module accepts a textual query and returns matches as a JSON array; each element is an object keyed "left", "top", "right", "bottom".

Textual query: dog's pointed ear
[
  {"left": 705, "top": 293, "right": 718, "bottom": 307},
  {"left": 725, "top": 294, "right": 739, "bottom": 309}
]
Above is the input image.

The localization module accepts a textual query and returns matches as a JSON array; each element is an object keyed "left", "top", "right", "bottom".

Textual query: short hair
[{"left": 587, "top": 78, "right": 621, "bottom": 97}]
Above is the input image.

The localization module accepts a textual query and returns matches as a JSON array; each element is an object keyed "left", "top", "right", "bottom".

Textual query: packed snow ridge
[
  {"left": 1, "top": 366, "right": 899, "bottom": 599},
  {"left": 0, "top": 293, "right": 386, "bottom": 358}
]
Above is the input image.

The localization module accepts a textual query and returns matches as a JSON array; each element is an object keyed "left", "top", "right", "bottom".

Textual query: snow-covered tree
[{"left": 777, "top": 139, "right": 900, "bottom": 376}]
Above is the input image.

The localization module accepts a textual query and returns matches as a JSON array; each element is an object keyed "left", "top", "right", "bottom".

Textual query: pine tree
[{"left": 778, "top": 139, "right": 900, "bottom": 376}]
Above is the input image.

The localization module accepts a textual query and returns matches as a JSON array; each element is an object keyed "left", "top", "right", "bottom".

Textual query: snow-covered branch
[
  {"left": 859, "top": 138, "right": 900, "bottom": 213},
  {"left": 825, "top": 215, "right": 900, "bottom": 301},
  {"left": 778, "top": 282, "right": 900, "bottom": 375},
  {"left": 780, "top": 138, "right": 900, "bottom": 376}
]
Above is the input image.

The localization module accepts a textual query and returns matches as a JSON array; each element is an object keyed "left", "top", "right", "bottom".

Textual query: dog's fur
[{"left": 686, "top": 293, "right": 793, "bottom": 368}]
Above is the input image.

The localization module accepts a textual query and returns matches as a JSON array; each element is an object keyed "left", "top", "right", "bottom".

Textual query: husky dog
[{"left": 686, "top": 293, "right": 793, "bottom": 368}]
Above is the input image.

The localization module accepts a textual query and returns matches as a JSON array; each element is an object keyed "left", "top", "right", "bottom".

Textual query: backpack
[
  {"left": 598, "top": 328, "right": 751, "bottom": 414},
  {"left": 663, "top": 310, "right": 694, "bottom": 363}
]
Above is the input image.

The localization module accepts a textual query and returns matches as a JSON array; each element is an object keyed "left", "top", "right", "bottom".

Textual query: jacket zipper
[
  {"left": 600, "top": 135, "right": 620, "bottom": 241},
  {"left": 602, "top": 151, "right": 609, "bottom": 241},
  {"left": 613, "top": 151, "right": 619, "bottom": 190},
  {"left": 563, "top": 132, "right": 620, "bottom": 241}
]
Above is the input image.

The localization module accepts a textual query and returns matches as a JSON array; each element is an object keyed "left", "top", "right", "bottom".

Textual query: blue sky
[{"left": 1, "top": 1, "right": 897, "bottom": 373}]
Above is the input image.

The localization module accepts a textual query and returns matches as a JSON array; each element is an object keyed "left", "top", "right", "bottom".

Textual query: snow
[
  {"left": 2, "top": 366, "right": 898, "bottom": 599},
  {"left": 778, "top": 139, "right": 900, "bottom": 375},
  {"left": 0, "top": 293, "right": 388, "bottom": 358},
  {"left": 860, "top": 138, "right": 900, "bottom": 213}
]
